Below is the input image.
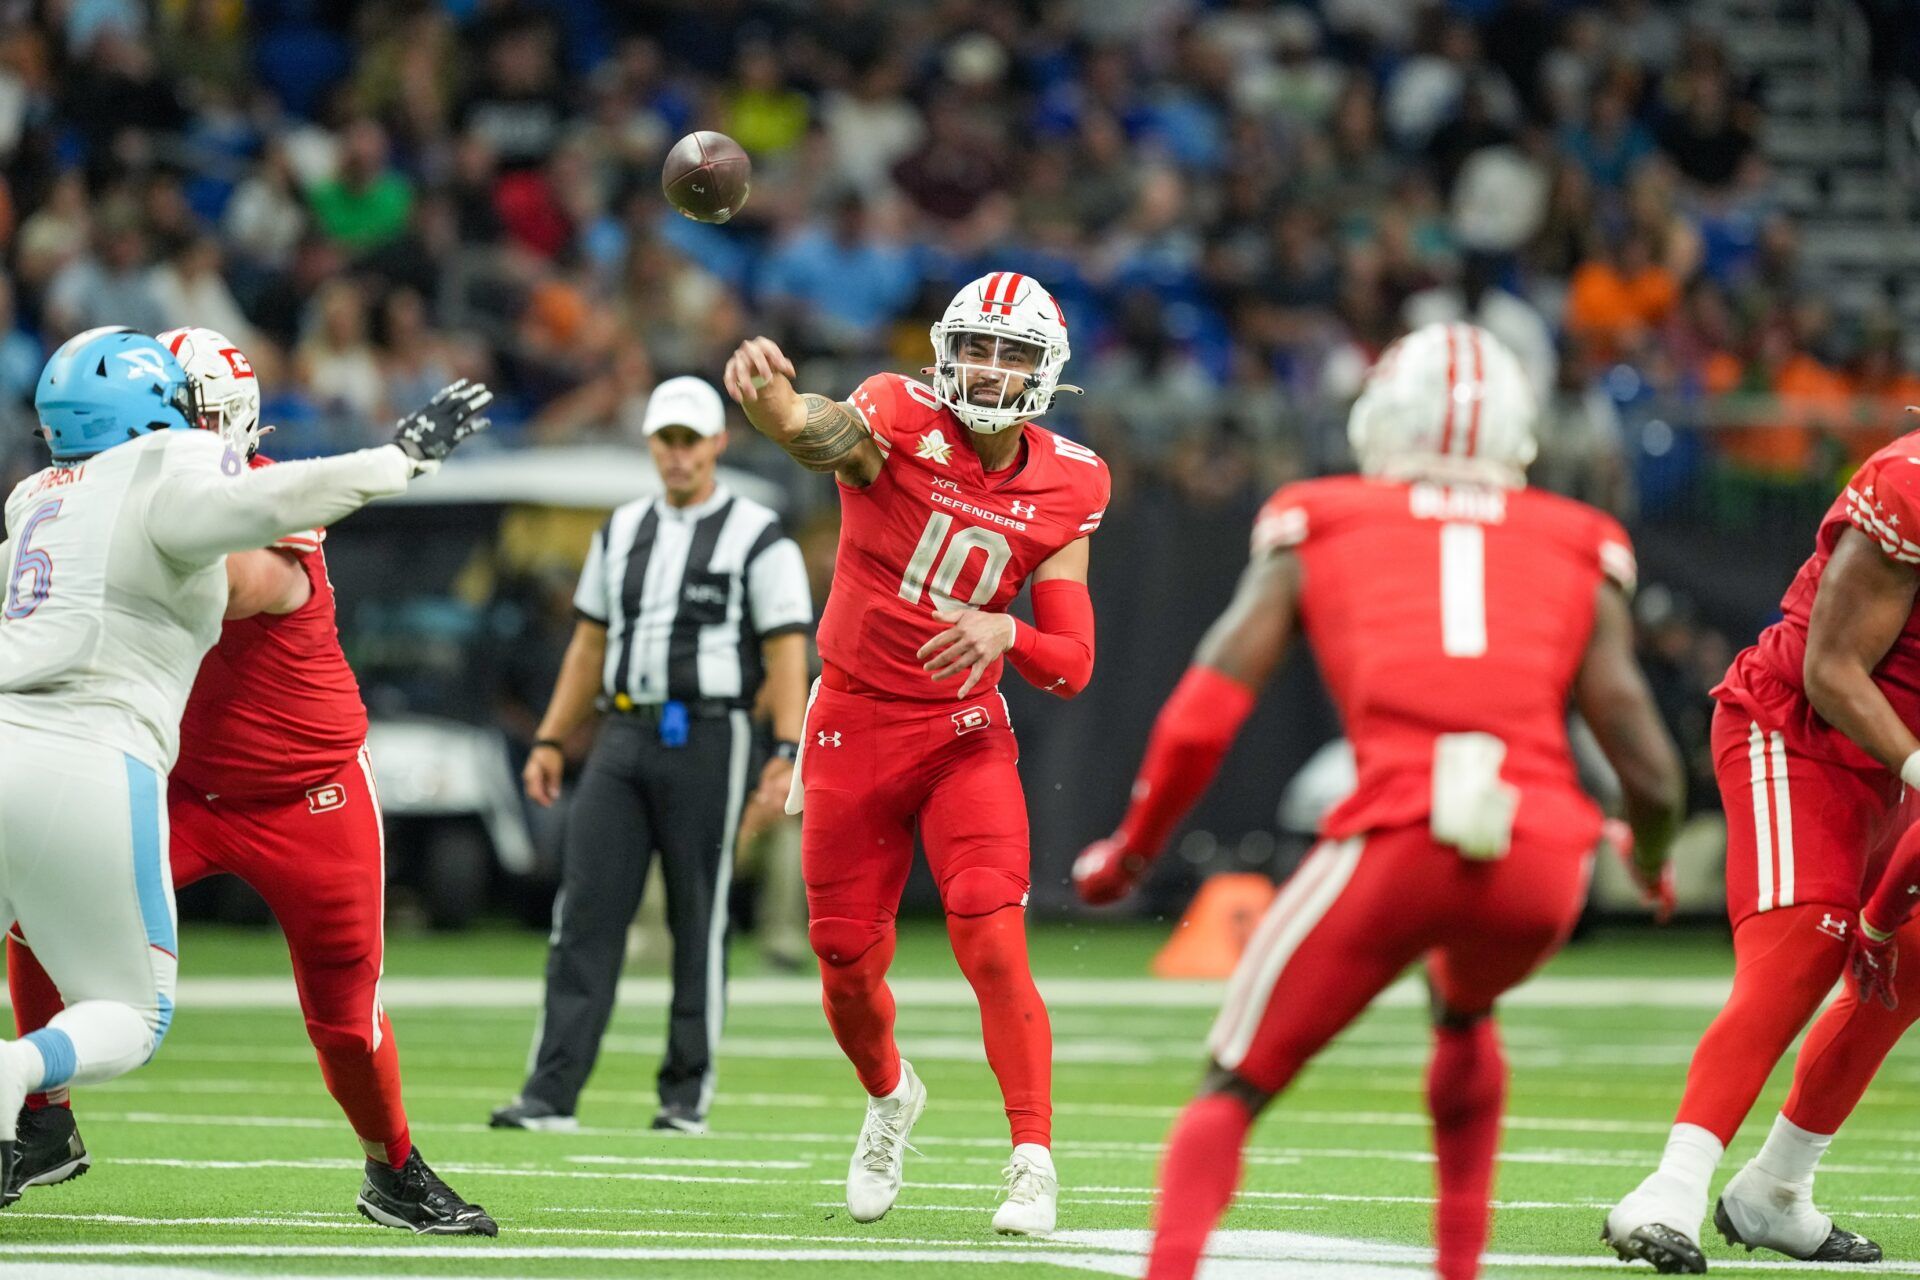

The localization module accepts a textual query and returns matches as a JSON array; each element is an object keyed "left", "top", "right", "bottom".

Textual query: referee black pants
[{"left": 522, "top": 710, "right": 752, "bottom": 1117}]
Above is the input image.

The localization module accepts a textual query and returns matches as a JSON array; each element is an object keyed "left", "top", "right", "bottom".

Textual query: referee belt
[{"left": 604, "top": 693, "right": 747, "bottom": 721}]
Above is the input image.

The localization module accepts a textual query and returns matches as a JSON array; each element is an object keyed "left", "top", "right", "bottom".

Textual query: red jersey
[
  {"left": 816, "top": 373, "right": 1110, "bottom": 701},
  {"left": 1257, "top": 476, "right": 1636, "bottom": 846},
  {"left": 172, "top": 456, "right": 368, "bottom": 800},
  {"left": 1715, "top": 432, "right": 1920, "bottom": 772}
]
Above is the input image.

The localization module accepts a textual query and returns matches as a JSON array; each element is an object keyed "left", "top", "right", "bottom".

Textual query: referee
[{"left": 491, "top": 376, "right": 812, "bottom": 1134}]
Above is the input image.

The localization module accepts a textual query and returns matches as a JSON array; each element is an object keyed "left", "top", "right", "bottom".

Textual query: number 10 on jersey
[{"left": 898, "top": 512, "right": 1012, "bottom": 612}]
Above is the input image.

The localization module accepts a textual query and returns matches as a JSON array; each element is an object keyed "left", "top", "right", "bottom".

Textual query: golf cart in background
[{"left": 316, "top": 445, "right": 788, "bottom": 929}]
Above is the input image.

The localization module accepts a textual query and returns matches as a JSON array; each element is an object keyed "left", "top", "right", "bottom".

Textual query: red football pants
[
  {"left": 1149, "top": 824, "right": 1593, "bottom": 1280},
  {"left": 797, "top": 679, "right": 1051, "bottom": 1146},
  {"left": 10, "top": 746, "right": 410, "bottom": 1165}
]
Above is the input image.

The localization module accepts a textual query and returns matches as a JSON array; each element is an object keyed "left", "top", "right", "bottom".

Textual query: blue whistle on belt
[{"left": 658, "top": 700, "right": 690, "bottom": 748}]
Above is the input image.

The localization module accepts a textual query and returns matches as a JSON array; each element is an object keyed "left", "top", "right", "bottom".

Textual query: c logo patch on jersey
[
  {"left": 951, "top": 706, "right": 991, "bottom": 736},
  {"left": 306, "top": 783, "right": 347, "bottom": 814}
]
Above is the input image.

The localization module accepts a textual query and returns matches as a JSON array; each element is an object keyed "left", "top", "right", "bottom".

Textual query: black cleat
[
  {"left": 356, "top": 1149, "right": 498, "bottom": 1236},
  {"left": 0, "top": 1141, "right": 14, "bottom": 1210},
  {"left": 487, "top": 1096, "right": 577, "bottom": 1132},
  {"left": 1714, "top": 1198, "right": 1881, "bottom": 1263},
  {"left": 8, "top": 1106, "right": 89, "bottom": 1197},
  {"left": 1603, "top": 1220, "right": 1708, "bottom": 1274},
  {"left": 650, "top": 1104, "right": 707, "bottom": 1135}
]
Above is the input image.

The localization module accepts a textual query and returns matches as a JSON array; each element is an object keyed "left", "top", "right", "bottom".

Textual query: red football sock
[
  {"left": 1674, "top": 905, "right": 1847, "bottom": 1145},
  {"left": 1783, "top": 924, "right": 1920, "bottom": 1135},
  {"left": 947, "top": 908, "right": 1052, "bottom": 1147},
  {"left": 314, "top": 1010, "right": 412, "bottom": 1168},
  {"left": 1146, "top": 1092, "right": 1254, "bottom": 1280},
  {"left": 7, "top": 931, "right": 70, "bottom": 1110},
  {"left": 1429, "top": 1020, "right": 1507, "bottom": 1280},
  {"left": 818, "top": 929, "right": 902, "bottom": 1098}
]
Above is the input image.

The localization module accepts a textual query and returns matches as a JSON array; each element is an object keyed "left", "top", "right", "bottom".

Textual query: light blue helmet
[{"left": 35, "top": 327, "right": 200, "bottom": 460}]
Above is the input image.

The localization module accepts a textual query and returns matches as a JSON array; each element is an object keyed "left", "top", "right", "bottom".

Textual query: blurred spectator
[
  {"left": 148, "top": 233, "right": 255, "bottom": 346},
  {"left": 892, "top": 92, "right": 1009, "bottom": 226},
  {"left": 725, "top": 41, "right": 810, "bottom": 159},
  {"left": 223, "top": 144, "right": 308, "bottom": 271},
  {"left": 296, "top": 279, "right": 386, "bottom": 432},
  {"left": 461, "top": 17, "right": 568, "bottom": 171},
  {"left": 760, "top": 196, "right": 916, "bottom": 354},
  {"left": 0, "top": 274, "right": 41, "bottom": 408},
  {"left": 308, "top": 119, "right": 414, "bottom": 254},
  {"left": 1565, "top": 230, "right": 1679, "bottom": 364},
  {"left": 44, "top": 201, "right": 166, "bottom": 339},
  {"left": 1657, "top": 58, "right": 1756, "bottom": 189},
  {"left": 378, "top": 287, "right": 459, "bottom": 421},
  {"left": 821, "top": 55, "right": 924, "bottom": 192},
  {"left": 1404, "top": 255, "right": 1558, "bottom": 403},
  {"left": 1561, "top": 85, "right": 1657, "bottom": 190}
]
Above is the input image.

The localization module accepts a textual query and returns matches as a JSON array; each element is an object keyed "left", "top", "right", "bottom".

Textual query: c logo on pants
[{"left": 306, "top": 784, "right": 347, "bottom": 814}]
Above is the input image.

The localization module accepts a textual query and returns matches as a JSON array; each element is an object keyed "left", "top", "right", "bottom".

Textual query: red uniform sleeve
[
  {"left": 1594, "top": 511, "right": 1637, "bottom": 594},
  {"left": 1113, "top": 665, "right": 1258, "bottom": 856},
  {"left": 848, "top": 372, "right": 943, "bottom": 463},
  {"left": 1008, "top": 579, "right": 1094, "bottom": 697},
  {"left": 1251, "top": 483, "right": 1314, "bottom": 556},
  {"left": 1845, "top": 454, "right": 1920, "bottom": 565},
  {"left": 1863, "top": 819, "right": 1920, "bottom": 939}
]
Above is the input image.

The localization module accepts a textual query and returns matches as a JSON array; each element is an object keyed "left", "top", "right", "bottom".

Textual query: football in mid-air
[{"left": 662, "top": 131, "right": 752, "bottom": 224}]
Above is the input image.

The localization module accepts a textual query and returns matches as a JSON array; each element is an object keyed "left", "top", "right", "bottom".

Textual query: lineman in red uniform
[
  {"left": 1073, "top": 323, "right": 1684, "bottom": 1280},
  {"left": 6, "top": 328, "right": 495, "bottom": 1234},
  {"left": 1604, "top": 431, "right": 1920, "bottom": 1271},
  {"left": 722, "top": 272, "right": 1108, "bottom": 1237}
]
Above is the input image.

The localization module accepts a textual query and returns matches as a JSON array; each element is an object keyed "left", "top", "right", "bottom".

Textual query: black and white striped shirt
[{"left": 574, "top": 486, "right": 812, "bottom": 705}]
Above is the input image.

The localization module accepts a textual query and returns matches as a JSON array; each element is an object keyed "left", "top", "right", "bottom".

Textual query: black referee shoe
[
  {"left": 650, "top": 1103, "right": 707, "bottom": 1135},
  {"left": 356, "top": 1149, "right": 498, "bottom": 1236},
  {"left": 7, "top": 1106, "right": 89, "bottom": 1199},
  {"left": 488, "top": 1096, "right": 578, "bottom": 1132}
]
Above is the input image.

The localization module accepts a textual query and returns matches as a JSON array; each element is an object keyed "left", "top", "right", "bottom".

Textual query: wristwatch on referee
[
  {"left": 532, "top": 738, "right": 565, "bottom": 756},
  {"left": 772, "top": 740, "right": 799, "bottom": 762}
]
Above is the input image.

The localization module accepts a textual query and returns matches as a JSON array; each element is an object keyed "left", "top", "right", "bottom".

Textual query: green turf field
[{"left": 4, "top": 920, "right": 1918, "bottom": 1279}]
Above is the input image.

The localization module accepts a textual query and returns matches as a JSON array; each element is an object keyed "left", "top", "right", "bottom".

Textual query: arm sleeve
[
  {"left": 1596, "top": 513, "right": 1638, "bottom": 594},
  {"left": 1251, "top": 484, "right": 1312, "bottom": 556},
  {"left": 847, "top": 373, "right": 912, "bottom": 458},
  {"left": 1007, "top": 578, "right": 1095, "bottom": 698},
  {"left": 1863, "top": 819, "right": 1920, "bottom": 939},
  {"left": 1113, "top": 664, "right": 1259, "bottom": 856},
  {"left": 146, "top": 437, "right": 412, "bottom": 567},
  {"left": 573, "top": 520, "right": 612, "bottom": 625},
  {"left": 746, "top": 524, "right": 813, "bottom": 636},
  {"left": 1845, "top": 456, "right": 1920, "bottom": 564}
]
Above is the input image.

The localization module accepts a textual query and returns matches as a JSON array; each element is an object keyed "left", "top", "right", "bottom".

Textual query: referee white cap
[{"left": 643, "top": 376, "right": 727, "bottom": 438}]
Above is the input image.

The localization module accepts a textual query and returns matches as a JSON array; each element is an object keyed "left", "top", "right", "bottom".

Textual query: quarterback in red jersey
[
  {"left": 5, "top": 328, "right": 495, "bottom": 1234},
  {"left": 1072, "top": 323, "right": 1683, "bottom": 1280},
  {"left": 1603, "top": 431, "right": 1920, "bottom": 1272},
  {"left": 723, "top": 272, "right": 1108, "bottom": 1236}
]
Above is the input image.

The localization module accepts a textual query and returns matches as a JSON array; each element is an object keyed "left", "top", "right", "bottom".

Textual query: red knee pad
[
  {"left": 809, "top": 916, "right": 891, "bottom": 967},
  {"left": 941, "top": 867, "right": 1030, "bottom": 919}
]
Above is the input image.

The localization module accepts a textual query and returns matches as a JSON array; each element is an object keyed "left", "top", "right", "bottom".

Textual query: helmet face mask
[{"left": 929, "top": 273, "right": 1077, "bottom": 434}]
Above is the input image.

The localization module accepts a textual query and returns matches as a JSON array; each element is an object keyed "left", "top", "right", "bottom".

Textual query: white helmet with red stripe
[
  {"left": 929, "top": 272, "right": 1079, "bottom": 434},
  {"left": 159, "top": 326, "right": 265, "bottom": 457},
  {"left": 1347, "top": 322, "right": 1537, "bottom": 487}
]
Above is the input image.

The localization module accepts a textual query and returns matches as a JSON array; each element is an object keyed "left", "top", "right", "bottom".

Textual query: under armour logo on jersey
[
  {"left": 916, "top": 429, "right": 953, "bottom": 465},
  {"left": 816, "top": 730, "right": 842, "bottom": 747},
  {"left": 952, "top": 706, "right": 991, "bottom": 736},
  {"left": 117, "top": 349, "right": 170, "bottom": 380},
  {"left": 306, "top": 784, "right": 347, "bottom": 814},
  {"left": 1818, "top": 913, "right": 1850, "bottom": 941},
  {"left": 1010, "top": 500, "right": 1036, "bottom": 518}
]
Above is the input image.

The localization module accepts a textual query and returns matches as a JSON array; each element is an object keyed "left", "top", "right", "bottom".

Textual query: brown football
[{"left": 662, "top": 131, "right": 752, "bottom": 224}]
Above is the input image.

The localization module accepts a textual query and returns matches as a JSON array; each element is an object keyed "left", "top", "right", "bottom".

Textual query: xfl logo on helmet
[{"left": 951, "top": 706, "right": 991, "bottom": 736}]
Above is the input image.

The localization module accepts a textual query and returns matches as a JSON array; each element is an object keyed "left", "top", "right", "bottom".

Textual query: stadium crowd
[{"left": 0, "top": 0, "right": 1909, "bottom": 522}]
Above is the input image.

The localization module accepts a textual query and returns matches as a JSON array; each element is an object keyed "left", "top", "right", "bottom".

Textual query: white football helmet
[
  {"left": 928, "top": 272, "right": 1080, "bottom": 434},
  {"left": 159, "top": 326, "right": 266, "bottom": 457},
  {"left": 1347, "top": 322, "right": 1537, "bottom": 487}
]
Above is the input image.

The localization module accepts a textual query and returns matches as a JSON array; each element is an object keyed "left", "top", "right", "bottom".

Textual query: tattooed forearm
[{"left": 786, "top": 394, "right": 870, "bottom": 473}]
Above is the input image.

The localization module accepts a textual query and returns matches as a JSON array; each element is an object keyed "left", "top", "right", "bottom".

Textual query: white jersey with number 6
[{"left": 0, "top": 429, "right": 414, "bottom": 770}]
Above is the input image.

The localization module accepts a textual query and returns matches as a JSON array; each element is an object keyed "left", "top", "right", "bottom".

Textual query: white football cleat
[
  {"left": 1602, "top": 1177, "right": 1708, "bottom": 1274},
  {"left": 845, "top": 1060, "right": 926, "bottom": 1223},
  {"left": 991, "top": 1142, "right": 1058, "bottom": 1237},
  {"left": 1715, "top": 1159, "right": 1881, "bottom": 1263}
]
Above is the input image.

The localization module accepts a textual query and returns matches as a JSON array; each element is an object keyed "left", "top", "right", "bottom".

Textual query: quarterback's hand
[
  {"left": 523, "top": 743, "right": 564, "bottom": 808},
  {"left": 919, "top": 608, "right": 1016, "bottom": 699},
  {"left": 1605, "top": 817, "right": 1674, "bottom": 924},
  {"left": 1073, "top": 836, "right": 1149, "bottom": 906},
  {"left": 722, "top": 337, "right": 799, "bottom": 423},
  {"left": 392, "top": 379, "right": 493, "bottom": 472},
  {"left": 1850, "top": 922, "right": 1899, "bottom": 1011}
]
